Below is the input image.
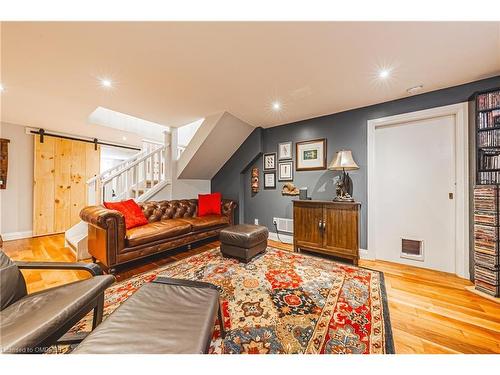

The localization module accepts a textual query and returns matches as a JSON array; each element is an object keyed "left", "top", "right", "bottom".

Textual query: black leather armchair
[{"left": 0, "top": 250, "right": 115, "bottom": 354}]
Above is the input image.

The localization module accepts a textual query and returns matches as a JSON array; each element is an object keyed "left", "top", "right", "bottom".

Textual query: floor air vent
[{"left": 401, "top": 238, "right": 424, "bottom": 261}]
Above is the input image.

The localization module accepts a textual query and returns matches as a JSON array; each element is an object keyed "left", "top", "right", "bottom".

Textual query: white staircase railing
[{"left": 87, "top": 133, "right": 171, "bottom": 205}]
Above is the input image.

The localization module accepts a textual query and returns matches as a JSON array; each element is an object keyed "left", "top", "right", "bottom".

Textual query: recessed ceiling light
[
  {"left": 100, "top": 78, "right": 113, "bottom": 89},
  {"left": 272, "top": 101, "right": 281, "bottom": 111},
  {"left": 122, "top": 136, "right": 127, "bottom": 141},
  {"left": 0, "top": 83, "right": 5, "bottom": 93},
  {"left": 378, "top": 69, "right": 390, "bottom": 79}
]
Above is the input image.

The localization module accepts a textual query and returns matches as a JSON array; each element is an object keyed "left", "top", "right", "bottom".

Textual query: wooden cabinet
[{"left": 293, "top": 200, "right": 360, "bottom": 265}]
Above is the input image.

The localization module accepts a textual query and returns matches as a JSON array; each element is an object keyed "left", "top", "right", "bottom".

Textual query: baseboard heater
[{"left": 273, "top": 217, "right": 294, "bottom": 233}]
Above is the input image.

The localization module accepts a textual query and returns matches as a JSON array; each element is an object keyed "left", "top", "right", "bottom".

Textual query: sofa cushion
[
  {"left": 179, "top": 215, "right": 229, "bottom": 232},
  {"left": 0, "top": 275, "right": 115, "bottom": 353},
  {"left": 125, "top": 220, "right": 192, "bottom": 247},
  {"left": 104, "top": 199, "right": 148, "bottom": 229},
  {"left": 198, "top": 192, "right": 222, "bottom": 217}
]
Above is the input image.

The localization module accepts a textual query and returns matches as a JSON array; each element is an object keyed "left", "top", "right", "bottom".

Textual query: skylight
[{"left": 88, "top": 107, "right": 170, "bottom": 140}]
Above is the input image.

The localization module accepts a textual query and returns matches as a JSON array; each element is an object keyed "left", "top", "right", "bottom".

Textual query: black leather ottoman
[
  {"left": 73, "top": 277, "right": 224, "bottom": 354},
  {"left": 219, "top": 224, "right": 269, "bottom": 263}
]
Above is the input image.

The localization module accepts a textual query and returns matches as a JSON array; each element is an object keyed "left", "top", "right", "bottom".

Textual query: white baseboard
[
  {"left": 268, "top": 232, "right": 294, "bottom": 244},
  {"left": 1, "top": 231, "right": 33, "bottom": 241},
  {"left": 359, "top": 248, "right": 374, "bottom": 260}
]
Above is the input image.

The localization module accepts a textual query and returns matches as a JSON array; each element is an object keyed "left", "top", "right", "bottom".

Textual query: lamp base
[{"left": 333, "top": 195, "right": 354, "bottom": 202}]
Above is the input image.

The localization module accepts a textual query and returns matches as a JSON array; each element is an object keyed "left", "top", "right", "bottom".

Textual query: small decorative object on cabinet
[
  {"left": 293, "top": 200, "right": 360, "bottom": 265},
  {"left": 473, "top": 186, "right": 500, "bottom": 297},
  {"left": 328, "top": 150, "right": 359, "bottom": 202},
  {"left": 296, "top": 139, "right": 327, "bottom": 171},
  {"left": 251, "top": 167, "right": 259, "bottom": 193},
  {"left": 0, "top": 138, "right": 10, "bottom": 189}
]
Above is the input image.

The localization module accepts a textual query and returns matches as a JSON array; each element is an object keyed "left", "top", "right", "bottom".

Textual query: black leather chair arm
[{"left": 15, "top": 261, "right": 104, "bottom": 276}]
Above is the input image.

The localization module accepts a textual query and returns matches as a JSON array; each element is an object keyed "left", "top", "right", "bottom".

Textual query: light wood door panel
[
  {"left": 70, "top": 141, "right": 87, "bottom": 227},
  {"left": 33, "top": 136, "right": 55, "bottom": 236},
  {"left": 293, "top": 204, "right": 323, "bottom": 248},
  {"left": 33, "top": 137, "right": 100, "bottom": 235},
  {"left": 323, "top": 205, "right": 359, "bottom": 254},
  {"left": 54, "top": 139, "right": 72, "bottom": 232}
]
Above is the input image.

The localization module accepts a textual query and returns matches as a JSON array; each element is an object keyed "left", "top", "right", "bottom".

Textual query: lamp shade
[{"left": 328, "top": 150, "right": 359, "bottom": 171}]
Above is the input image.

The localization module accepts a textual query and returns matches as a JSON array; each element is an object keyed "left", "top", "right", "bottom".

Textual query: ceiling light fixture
[
  {"left": 272, "top": 101, "right": 281, "bottom": 111},
  {"left": 378, "top": 69, "right": 390, "bottom": 79},
  {"left": 100, "top": 78, "right": 113, "bottom": 89},
  {"left": 407, "top": 84, "right": 424, "bottom": 95},
  {"left": 0, "top": 83, "right": 5, "bottom": 93}
]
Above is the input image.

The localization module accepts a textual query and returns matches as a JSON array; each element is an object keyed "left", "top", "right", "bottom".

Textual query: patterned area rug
[{"left": 58, "top": 247, "right": 394, "bottom": 354}]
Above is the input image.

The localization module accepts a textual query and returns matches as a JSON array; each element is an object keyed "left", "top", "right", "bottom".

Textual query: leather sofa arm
[
  {"left": 221, "top": 199, "right": 238, "bottom": 224},
  {"left": 80, "top": 206, "right": 125, "bottom": 230},
  {"left": 80, "top": 206, "right": 127, "bottom": 267}
]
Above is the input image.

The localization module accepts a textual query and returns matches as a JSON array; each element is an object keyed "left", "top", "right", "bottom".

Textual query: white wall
[{"left": 0, "top": 122, "right": 34, "bottom": 239}]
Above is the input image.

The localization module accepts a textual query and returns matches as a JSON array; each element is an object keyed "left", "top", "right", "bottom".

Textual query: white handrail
[
  {"left": 87, "top": 131, "right": 171, "bottom": 205},
  {"left": 86, "top": 150, "right": 145, "bottom": 185},
  {"left": 101, "top": 147, "right": 165, "bottom": 185}
]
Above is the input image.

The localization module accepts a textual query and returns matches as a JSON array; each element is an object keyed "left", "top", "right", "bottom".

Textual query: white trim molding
[
  {"left": 367, "top": 103, "right": 469, "bottom": 279},
  {"left": 268, "top": 232, "right": 294, "bottom": 244},
  {"left": 1, "top": 231, "right": 33, "bottom": 241}
]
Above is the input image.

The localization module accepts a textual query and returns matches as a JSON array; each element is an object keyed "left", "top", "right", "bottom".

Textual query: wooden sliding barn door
[{"left": 33, "top": 136, "right": 100, "bottom": 236}]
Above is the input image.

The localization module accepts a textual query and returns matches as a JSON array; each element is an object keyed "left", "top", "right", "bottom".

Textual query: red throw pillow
[
  {"left": 104, "top": 199, "right": 148, "bottom": 229},
  {"left": 198, "top": 192, "right": 222, "bottom": 217}
]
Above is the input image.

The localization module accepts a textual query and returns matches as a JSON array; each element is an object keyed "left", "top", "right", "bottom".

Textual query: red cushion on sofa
[
  {"left": 198, "top": 192, "right": 222, "bottom": 217},
  {"left": 104, "top": 199, "right": 149, "bottom": 229}
]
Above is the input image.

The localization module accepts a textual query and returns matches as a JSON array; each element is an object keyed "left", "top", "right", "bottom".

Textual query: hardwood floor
[{"left": 2, "top": 234, "right": 499, "bottom": 354}]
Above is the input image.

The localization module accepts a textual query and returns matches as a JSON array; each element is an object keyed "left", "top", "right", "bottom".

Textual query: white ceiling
[{"left": 1, "top": 22, "right": 499, "bottom": 144}]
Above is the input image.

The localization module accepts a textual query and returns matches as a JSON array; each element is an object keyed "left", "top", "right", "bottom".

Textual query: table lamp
[{"left": 328, "top": 150, "right": 359, "bottom": 201}]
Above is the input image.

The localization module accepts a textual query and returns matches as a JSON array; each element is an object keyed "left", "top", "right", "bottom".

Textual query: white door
[{"left": 373, "top": 115, "right": 456, "bottom": 273}]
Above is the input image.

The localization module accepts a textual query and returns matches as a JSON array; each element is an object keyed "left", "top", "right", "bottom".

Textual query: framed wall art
[
  {"left": 264, "top": 171, "right": 276, "bottom": 189},
  {"left": 278, "top": 161, "right": 293, "bottom": 181},
  {"left": 296, "top": 138, "right": 327, "bottom": 171},
  {"left": 263, "top": 152, "right": 276, "bottom": 171},
  {"left": 278, "top": 141, "right": 292, "bottom": 160}
]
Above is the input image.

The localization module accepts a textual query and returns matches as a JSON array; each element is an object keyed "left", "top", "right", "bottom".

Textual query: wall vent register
[{"left": 401, "top": 238, "right": 424, "bottom": 261}]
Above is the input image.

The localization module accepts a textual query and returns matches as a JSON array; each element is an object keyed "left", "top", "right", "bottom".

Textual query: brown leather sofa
[{"left": 80, "top": 199, "right": 237, "bottom": 274}]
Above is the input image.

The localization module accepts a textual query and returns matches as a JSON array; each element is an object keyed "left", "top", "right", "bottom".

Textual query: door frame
[{"left": 367, "top": 103, "right": 469, "bottom": 279}]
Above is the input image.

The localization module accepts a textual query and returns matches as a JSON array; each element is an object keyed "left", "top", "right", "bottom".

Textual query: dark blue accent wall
[{"left": 212, "top": 76, "right": 500, "bottom": 250}]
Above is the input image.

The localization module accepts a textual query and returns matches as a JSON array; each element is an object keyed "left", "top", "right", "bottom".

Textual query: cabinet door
[
  {"left": 294, "top": 204, "right": 323, "bottom": 248},
  {"left": 323, "top": 205, "right": 359, "bottom": 254}
]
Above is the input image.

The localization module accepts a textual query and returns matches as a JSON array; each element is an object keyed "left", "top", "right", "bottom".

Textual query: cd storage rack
[{"left": 473, "top": 87, "right": 500, "bottom": 297}]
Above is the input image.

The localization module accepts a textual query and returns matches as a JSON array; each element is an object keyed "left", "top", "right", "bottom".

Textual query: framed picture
[
  {"left": 263, "top": 152, "right": 276, "bottom": 170},
  {"left": 264, "top": 171, "right": 276, "bottom": 189},
  {"left": 278, "top": 141, "right": 292, "bottom": 160},
  {"left": 296, "top": 138, "right": 327, "bottom": 171},
  {"left": 278, "top": 161, "right": 293, "bottom": 181}
]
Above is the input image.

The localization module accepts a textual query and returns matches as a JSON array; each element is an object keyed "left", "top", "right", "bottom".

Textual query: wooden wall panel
[
  {"left": 33, "top": 137, "right": 100, "bottom": 236},
  {"left": 33, "top": 136, "right": 56, "bottom": 236}
]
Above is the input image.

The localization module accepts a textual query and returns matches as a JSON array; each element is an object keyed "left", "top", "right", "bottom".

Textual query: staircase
[{"left": 65, "top": 132, "right": 172, "bottom": 260}]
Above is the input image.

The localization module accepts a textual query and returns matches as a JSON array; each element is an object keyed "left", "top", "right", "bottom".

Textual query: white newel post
[{"left": 164, "top": 130, "right": 172, "bottom": 182}]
